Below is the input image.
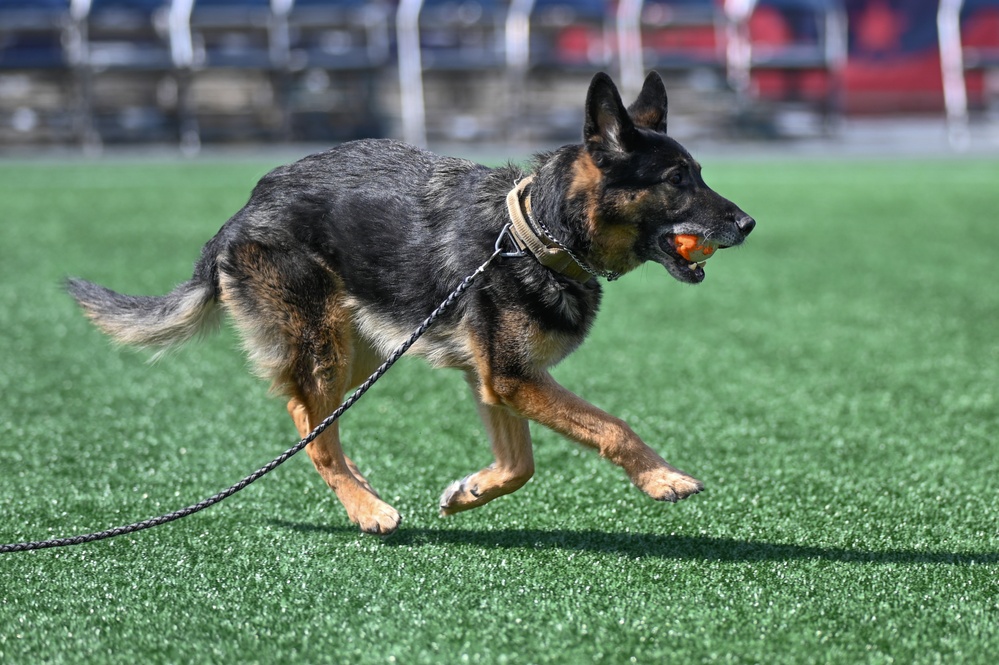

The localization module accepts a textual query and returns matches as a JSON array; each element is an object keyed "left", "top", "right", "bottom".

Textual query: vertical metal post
[
  {"left": 724, "top": 0, "right": 756, "bottom": 98},
  {"left": 397, "top": 0, "right": 427, "bottom": 147},
  {"left": 938, "top": 0, "right": 969, "bottom": 149},
  {"left": 68, "top": 0, "right": 95, "bottom": 149},
  {"left": 505, "top": 0, "right": 536, "bottom": 139},
  {"left": 169, "top": 0, "right": 199, "bottom": 153},
  {"left": 617, "top": 0, "right": 644, "bottom": 100}
]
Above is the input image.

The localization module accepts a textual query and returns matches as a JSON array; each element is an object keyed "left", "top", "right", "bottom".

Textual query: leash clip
[{"left": 494, "top": 223, "right": 528, "bottom": 258}]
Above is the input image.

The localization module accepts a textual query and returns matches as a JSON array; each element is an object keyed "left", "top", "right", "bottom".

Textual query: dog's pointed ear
[
  {"left": 584, "top": 72, "right": 639, "bottom": 158},
  {"left": 627, "top": 71, "right": 668, "bottom": 133}
]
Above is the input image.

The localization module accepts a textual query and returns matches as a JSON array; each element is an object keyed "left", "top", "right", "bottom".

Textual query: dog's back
[{"left": 69, "top": 140, "right": 501, "bottom": 359}]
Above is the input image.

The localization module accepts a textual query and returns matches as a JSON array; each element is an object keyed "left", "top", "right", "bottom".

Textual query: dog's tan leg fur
[
  {"left": 485, "top": 372, "right": 702, "bottom": 503},
  {"left": 286, "top": 395, "right": 400, "bottom": 534},
  {"left": 219, "top": 244, "right": 401, "bottom": 535},
  {"left": 286, "top": 400, "right": 379, "bottom": 497},
  {"left": 439, "top": 375, "right": 535, "bottom": 515},
  {"left": 285, "top": 325, "right": 399, "bottom": 534}
]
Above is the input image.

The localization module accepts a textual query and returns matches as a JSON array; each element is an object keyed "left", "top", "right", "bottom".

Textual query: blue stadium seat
[
  {"left": 503, "top": 0, "right": 612, "bottom": 141},
  {"left": 0, "top": 0, "right": 73, "bottom": 70},
  {"left": 183, "top": 0, "right": 292, "bottom": 144},
  {"left": 418, "top": 0, "right": 508, "bottom": 69},
  {"left": 396, "top": 0, "right": 510, "bottom": 145},
  {"left": 285, "top": 0, "right": 391, "bottom": 140},
  {"left": 0, "top": 0, "right": 81, "bottom": 144},
  {"left": 745, "top": 0, "right": 840, "bottom": 69},
  {"left": 79, "top": 0, "right": 184, "bottom": 147},
  {"left": 189, "top": 0, "right": 280, "bottom": 70},
  {"left": 85, "top": 0, "right": 175, "bottom": 70},
  {"left": 637, "top": 0, "right": 725, "bottom": 72},
  {"left": 287, "top": 0, "right": 388, "bottom": 72},
  {"left": 525, "top": 0, "right": 611, "bottom": 70},
  {"left": 724, "top": 0, "right": 847, "bottom": 131}
]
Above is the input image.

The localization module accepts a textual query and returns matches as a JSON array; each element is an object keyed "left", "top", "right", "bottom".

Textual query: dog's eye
[{"left": 666, "top": 172, "right": 684, "bottom": 186}]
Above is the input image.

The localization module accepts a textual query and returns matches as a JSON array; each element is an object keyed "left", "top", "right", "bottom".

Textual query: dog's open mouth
[{"left": 657, "top": 233, "right": 729, "bottom": 284}]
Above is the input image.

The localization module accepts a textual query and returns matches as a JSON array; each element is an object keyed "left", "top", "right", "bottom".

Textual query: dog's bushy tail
[{"left": 66, "top": 277, "right": 221, "bottom": 356}]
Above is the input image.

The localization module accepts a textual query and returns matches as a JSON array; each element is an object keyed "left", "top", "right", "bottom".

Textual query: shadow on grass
[{"left": 269, "top": 520, "right": 997, "bottom": 565}]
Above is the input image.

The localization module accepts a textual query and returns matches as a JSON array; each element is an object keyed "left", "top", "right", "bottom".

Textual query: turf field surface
[{"left": 0, "top": 155, "right": 997, "bottom": 664}]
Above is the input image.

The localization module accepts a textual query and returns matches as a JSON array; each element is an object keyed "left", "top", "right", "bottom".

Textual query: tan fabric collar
[{"left": 505, "top": 176, "right": 593, "bottom": 283}]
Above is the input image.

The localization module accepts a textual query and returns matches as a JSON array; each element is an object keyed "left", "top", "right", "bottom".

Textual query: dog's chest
[{"left": 528, "top": 325, "right": 585, "bottom": 369}]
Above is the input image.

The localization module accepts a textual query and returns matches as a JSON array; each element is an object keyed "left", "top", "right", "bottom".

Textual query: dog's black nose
[{"left": 736, "top": 214, "right": 756, "bottom": 236}]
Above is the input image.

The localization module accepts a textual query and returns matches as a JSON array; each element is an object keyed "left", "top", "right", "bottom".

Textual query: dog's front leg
[
  {"left": 487, "top": 372, "right": 703, "bottom": 503},
  {"left": 439, "top": 374, "right": 536, "bottom": 516}
]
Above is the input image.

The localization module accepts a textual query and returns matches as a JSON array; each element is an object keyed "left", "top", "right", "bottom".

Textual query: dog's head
[{"left": 573, "top": 71, "right": 755, "bottom": 284}]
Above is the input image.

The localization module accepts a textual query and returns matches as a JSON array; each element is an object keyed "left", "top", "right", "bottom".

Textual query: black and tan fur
[{"left": 68, "top": 72, "right": 755, "bottom": 535}]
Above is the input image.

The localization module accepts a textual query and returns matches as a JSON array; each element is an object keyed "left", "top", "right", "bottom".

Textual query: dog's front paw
[
  {"left": 438, "top": 465, "right": 533, "bottom": 516},
  {"left": 439, "top": 476, "right": 479, "bottom": 516},
  {"left": 633, "top": 468, "right": 703, "bottom": 503}
]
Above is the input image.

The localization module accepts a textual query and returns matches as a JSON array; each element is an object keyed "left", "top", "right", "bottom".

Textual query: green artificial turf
[{"left": 0, "top": 154, "right": 997, "bottom": 664}]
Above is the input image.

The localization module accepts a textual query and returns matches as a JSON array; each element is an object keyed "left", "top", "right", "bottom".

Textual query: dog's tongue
[{"left": 675, "top": 235, "right": 718, "bottom": 263}]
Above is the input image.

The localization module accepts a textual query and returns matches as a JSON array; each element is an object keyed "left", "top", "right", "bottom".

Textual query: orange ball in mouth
[{"left": 674, "top": 235, "right": 718, "bottom": 263}]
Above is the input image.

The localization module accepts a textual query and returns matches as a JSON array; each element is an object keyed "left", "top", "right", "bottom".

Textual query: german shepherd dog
[{"left": 68, "top": 72, "right": 755, "bottom": 535}]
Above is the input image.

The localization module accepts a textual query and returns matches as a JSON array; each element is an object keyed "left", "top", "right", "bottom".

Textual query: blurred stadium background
[{"left": 0, "top": 0, "right": 997, "bottom": 153}]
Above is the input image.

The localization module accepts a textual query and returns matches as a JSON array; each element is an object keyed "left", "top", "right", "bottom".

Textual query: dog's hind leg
[
  {"left": 286, "top": 389, "right": 400, "bottom": 535},
  {"left": 286, "top": 311, "right": 400, "bottom": 535},
  {"left": 220, "top": 242, "right": 400, "bottom": 535},
  {"left": 439, "top": 374, "right": 535, "bottom": 516},
  {"left": 286, "top": 399, "right": 378, "bottom": 497}
]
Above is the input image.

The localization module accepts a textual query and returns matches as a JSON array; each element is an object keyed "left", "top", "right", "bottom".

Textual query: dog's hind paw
[
  {"left": 344, "top": 493, "right": 402, "bottom": 535},
  {"left": 357, "top": 505, "right": 401, "bottom": 535}
]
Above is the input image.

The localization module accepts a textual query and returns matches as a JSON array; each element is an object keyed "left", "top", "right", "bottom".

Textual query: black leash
[{"left": 1, "top": 226, "right": 522, "bottom": 554}]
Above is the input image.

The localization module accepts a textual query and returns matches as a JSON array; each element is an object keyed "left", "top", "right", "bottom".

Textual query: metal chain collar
[{"left": 521, "top": 179, "right": 621, "bottom": 282}]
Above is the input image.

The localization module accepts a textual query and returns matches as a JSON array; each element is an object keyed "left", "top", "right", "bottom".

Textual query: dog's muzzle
[{"left": 655, "top": 215, "right": 755, "bottom": 284}]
